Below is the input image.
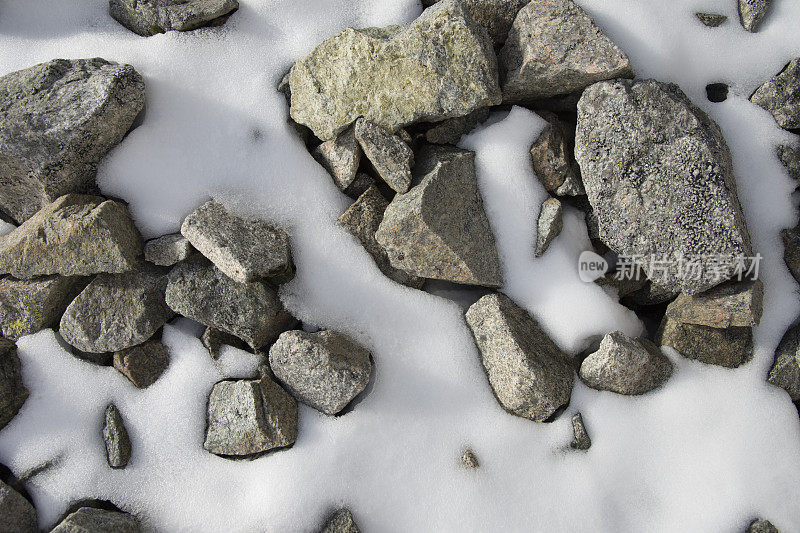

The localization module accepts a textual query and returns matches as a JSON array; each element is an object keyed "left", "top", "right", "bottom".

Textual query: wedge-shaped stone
[
  {"left": 322, "top": 508, "right": 361, "bottom": 533},
  {"left": 535, "top": 197, "right": 563, "bottom": 257},
  {"left": 0, "top": 339, "right": 28, "bottom": 431},
  {"left": 113, "top": 340, "right": 170, "bottom": 388},
  {"left": 110, "top": 0, "right": 239, "bottom": 36},
  {"left": 51, "top": 507, "right": 140, "bottom": 533},
  {"left": 144, "top": 233, "right": 193, "bottom": 267},
  {"left": 696, "top": 13, "right": 727, "bottom": 27},
  {"left": 312, "top": 126, "right": 361, "bottom": 191},
  {"left": 751, "top": 58, "right": 800, "bottom": 130},
  {"left": 656, "top": 317, "right": 752, "bottom": 368},
  {"left": 103, "top": 403, "right": 131, "bottom": 469},
  {"left": 201, "top": 327, "right": 248, "bottom": 359},
  {"left": 739, "top": 0, "right": 771, "bottom": 32},
  {"left": 665, "top": 280, "right": 763, "bottom": 329},
  {"left": 570, "top": 413, "right": 591, "bottom": 450},
  {"left": 768, "top": 318, "right": 800, "bottom": 401},
  {"left": 354, "top": 119, "right": 414, "bottom": 193}
]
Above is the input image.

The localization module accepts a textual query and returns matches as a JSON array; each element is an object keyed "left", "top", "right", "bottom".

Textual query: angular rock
[
  {"left": 570, "top": 412, "right": 591, "bottom": 450},
  {"left": 59, "top": 263, "right": 172, "bottom": 353},
  {"left": 113, "top": 340, "right": 170, "bottom": 388},
  {"left": 748, "top": 518, "right": 779, "bottom": 533},
  {"left": 777, "top": 144, "right": 800, "bottom": 182},
  {"left": 269, "top": 330, "right": 372, "bottom": 415},
  {"left": 0, "top": 58, "right": 145, "bottom": 223},
  {"left": 0, "top": 479, "right": 37, "bottom": 533},
  {"left": 695, "top": 13, "right": 727, "bottom": 27},
  {"left": 751, "top": 59, "right": 800, "bottom": 130},
  {"left": 424, "top": 0, "right": 528, "bottom": 44},
  {"left": 343, "top": 173, "right": 376, "bottom": 200},
  {"left": 51, "top": 507, "right": 140, "bottom": 533},
  {"left": 575, "top": 79, "right": 752, "bottom": 295},
  {"left": 312, "top": 126, "right": 361, "bottom": 192},
  {"left": 181, "top": 200, "right": 293, "bottom": 284},
  {"left": 664, "top": 280, "right": 763, "bottom": 328},
  {"left": 498, "top": 0, "right": 633, "bottom": 102},
  {"left": 465, "top": 293, "right": 574, "bottom": 422},
  {"left": 535, "top": 197, "right": 563, "bottom": 257},
  {"left": 579, "top": 331, "right": 673, "bottom": 395},
  {"left": 376, "top": 145, "right": 503, "bottom": 288},
  {"left": 203, "top": 375, "right": 297, "bottom": 456},
  {"left": 165, "top": 256, "right": 294, "bottom": 349},
  {"left": 354, "top": 119, "right": 414, "bottom": 193},
  {"left": 656, "top": 318, "right": 752, "bottom": 368},
  {"left": 144, "top": 233, "right": 193, "bottom": 267},
  {"left": 201, "top": 327, "right": 249, "bottom": 359},
  {"left": 288, "top": 0, "right": 501, "bottom": 140},
  {"left": 425, "top": 108, "right": 490, "bottom": 145},
  {"left": 529, "top": 112, "right": 584, "bottom": 196},
  {"left": 110, "top": 0, "right": 239, "bottom": 37},
  {"left": 781, "top": 224, "right": 800, "bottom": 284},
  {"left": 103, "top": 404, "right": 131, "bottom": 469},
  {"left": 0, "top": 195, "right": 143, "bottom": 280},
  {"left": 768, "top": 318, "right": 800, "bottom": 401},
  {"left": 0, "top": 339, "right": 28, "bottom": 430},
  {"left": 322, "top": 508, "right": 360, "bottom": 533},
  {"left": 739, "top": 0, "right": 771, "bottom": 32},
  {"left": 461, "top": 448, "right": 479, "bottom": 468},
  {"left": 622, "top": 280, "right": 679, "bottom": 307}
]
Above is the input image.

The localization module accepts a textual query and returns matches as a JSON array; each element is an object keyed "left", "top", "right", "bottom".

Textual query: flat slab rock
[
  {"left": 113, "top": 340, "right": 170, "bottom": 388},
  {"left": 354, "top": 118, "right": 414, "bottom": 193},
  {"left": 103, "top": 403, "right": 132, "bottom": 469},
  {"left": 288, "top": 0, "right": 501, "bottom": 140},
  {"left": 575, "top": 79, "right": 752, "bottom": 295},
  {"left": 51, "top": 507, "right": 140, "bottom": 533},
  {"left": 322, "top": 508, "right": 360, "bottom": 533},
  {"left": 110, "top": 0, "right": 239, "bottom": 37},
  {"left": 144, "top": 233, "right": 194, "bottom": 267},
  {"left": 768, "top": 318, "right": 800, "bottom": 401},
  {"left": 751, "top": 58, "right": 800, "bottom": 131},
  {"left": 0, "top": 275, "right": 89, "bottom": 341},
  {"left": 0, "top": 479, "right": 37, "bottom": 533},
  {"left": 0, "top": 338, "right": 28, "bottom": 431}
]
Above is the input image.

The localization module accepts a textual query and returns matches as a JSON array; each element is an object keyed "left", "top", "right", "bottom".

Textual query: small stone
[
  {"left": 343, "top": 173, "right": 376, "bottom": 200},
  {"left": 144, "top": 234, "right": 194, "bottom": 267},
  {"left": 181, "top": 200, "right": 293, "bottom": 284},
  {"left": 322, "top": 508, "right": 360, "bottom": 533},
  {"left": 777, "top": 144, "right": 800, "bottom": 182},
  {"left": 59, "top": 263, "right": 173, "bottom": 354},
  {"left": 0, "top": 276, "right": 90, "bottom": 341},
  {"left": 425, "top": 108, "right": 490, "bottom": 145},
  {"left": 656, "top": 318, "right": 752, "bottom": 368},
  {"left": 580, "top": 331, "right": 673, "bottom": 395},
  {"left": 465, "top": 293, "right": 574, "bottom": 422},
  {"left": 0, "top": 195, "right": 143, "bottom": 280},
  {"left": 529, "top": 112, "right": 584, "bottom": 196},
  {"left": 748, "top": 518, "right": 779, "bottom": 533},
  {"left": 51, "top": 507, "right": 140, "bottom": 532},
  {"left": 751, "top": 59, "right": 800, "bottom": 130},
  {"left": 498, "top": 0, "right": 633, "bottom": 102},
  {"left": 664, "top": 280, "right": 763, "bottom": 328},
  {"left": 354, "top": 118, "right": 414, "bottom": 193},
  {"left": 113, "top": 340, "right": 170, "bottom": 388},
  {"left": 203, "top": 375, "right": 297, "bottom": 457},
  {"left": 535, "top": 197, "right": 563, "bottom": 257},
  {"left": 695, "top": 13, "right": 727, "bottom": 27},
  {"left": 0, "top": 339, "right": 28, "bottom": 430},
  {"left": 570, "top": 413, "right": 591, "bottom": 450},
  {"left": 461, "top": 449, "right": 479, "bottom": 468},
  {"left": 781, "top": 224, "right": 800, "bottom": 284},
  {"left": 109, "top": 0, "right": 239, "bottom": 36},
  {"left": 376, "top": 145, "right": 503, "bottom": 288},
  {"left": 0, "top": 479, "right": 37, "bottom": 533},
  {"left": 312, "top": 126, "right": 362, "bottom": 192},
  {"left": 102, "top": 404, "right": 131, "bottom": 469},
  {"left": 269, "top": 330, "right": 372, "bottom": 415},
  {"left": 768, "top": 318, "right": 800, "bottom": 401},
  {"left": 739, "top": 0, "right": 771, "bottom": 32},
  {"left": 201, "top": 327, "right": 249, "bottom": 359}
]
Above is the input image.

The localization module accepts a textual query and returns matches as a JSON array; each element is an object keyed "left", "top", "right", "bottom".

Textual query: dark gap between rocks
[{"left": 706, "top": 83, "right": 729, "bottom": 103}]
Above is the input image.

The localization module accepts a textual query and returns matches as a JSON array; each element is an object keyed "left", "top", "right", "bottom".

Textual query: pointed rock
[
  {"left": 695, "top": 13, "right": 727, "bottom": 27},
  {"left": 51, "top": 507, "right": 140, "bottom": 532},
  {"left": 113, "top": 340, "right": 170, "bottom": 388},
  {"left": 777, "top": 144, "right": 800, "bottom": 182},
  {"left": 751, "top": 58, "right": 800, "bottom": 130},
  {"left": 739, "top": 0, "right": 771, "bottom": 32},
  {"left": 103, "top": 404, "right": 131, "bottom": 469},
  {"left": 110, "top": 0, "right": 239, "bottom": 36},
  {"left": 535, "top": 197, "right": 563, "bottom": 257},
  {"left": 201, "top": 327, "right": 249, "bottom": 359},
  {"left": 656, "top": 318, "right": 751, "bottom": 368},
  {"left": 0, "top": 339, "right": 27, "bottom": 431},
  {"left": 570, "top": 413, "right": 591, "bottom": 450},
  {"left": 768, "top": 318, "right": 800, "bottom": 401},
  {"left": 354, "top": 119, "right": 414, "bottom": 193},
  {"left": 312, "top": 126, "right": 361, "bottom": 192},
  {"left": 461, "top": 449, "right": 479, "bottom": 468},
  {"left": 529, "top": 112, "right": 584, "bottom": 196},
  {"left": 144, "top": 233, "right": 194, "bottom": 267},
  {"left": 748, "top": 518, "right": 779, "bottom": 533},
  {"left": 322, "top": 508, "right": 360, "bottom": 533},
  {"left": 0, "top": 478, "right": 37, "bottom": 533},
  {"left": 664, "top": 280, "right": 763, "bottom": 328}
]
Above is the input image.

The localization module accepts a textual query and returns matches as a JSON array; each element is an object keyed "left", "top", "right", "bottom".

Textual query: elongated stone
[
  {"left": 354, "top": 118, "right": 413, "bottom": 193},
  {"left": 103, "top": 404, "right": 131, "bottom": 469},
  {"left": 530, "top": 112, "right": 584, "bottom": 196},
  {"left": 782, "top": 224, "right": 800, "bottom": 284},
  {"left": 110, "top": 0, "right": 239, "bottom": 36},
  {"left": 535, "top": 197, "right": 563, "bottom": 257},
  {"left": 695, "top": 13, "right": 727, "bottom": 27},
  {"left": 768, "top": 318, "right": 800, "bottom": 401},
  {"left": 0, "top": 276, "right": 90, "bottom": 341},
  {"left": 656, "top": 317, "right": 752, "bottom": 368},
  {"left": 570, "top": 413, "right": 591, "bottom": 450}
]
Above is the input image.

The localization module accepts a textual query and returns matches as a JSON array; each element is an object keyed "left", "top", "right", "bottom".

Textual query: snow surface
[{"left": 0, "top": 0, "right": 799, "bottom": 531}]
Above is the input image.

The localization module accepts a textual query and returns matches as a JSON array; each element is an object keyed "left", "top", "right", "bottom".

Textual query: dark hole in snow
[{"left": 706, "top": 83, "right": 729, "bottom": 103}]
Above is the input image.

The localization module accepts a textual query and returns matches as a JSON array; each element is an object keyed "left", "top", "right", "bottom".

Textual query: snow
[{"left": 0, "top": 0, "right": 799, "bottom": 531}]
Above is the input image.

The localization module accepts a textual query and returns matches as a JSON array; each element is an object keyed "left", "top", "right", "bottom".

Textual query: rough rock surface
[
  {"left": 570, "top": 413, "right": 591, "bottom": 450},
  {"left": 0, "top": 479, "right": 37, "bottom": 533},
  {"left": 529, "top": 112, "right": 584, "bottom": 196},
  {"left": 110, "top": 0, "right": 239, "bottom": 37},
  {"left": 777, "top": 144, "right": 800, "bottom": 182},
  {"left": 344, "top": 173, "right": 377, "bottom": 200},
  {"left": 425, "top": 108, "right": 490, "bottom": 145},
  {"left": 768, "top": 318, "right": 800, "bottom": 401},
  {"left": 288, "top": 0, "right": 501, "bottom": 140},
  {"left": 103, "top": 403, "right": 132, "bottom": 469},
  {"left": 0, "top": 275, "right": 89, "bottom": 341},
  {"left": 695, "top": 13, "right": 727, "bottom": 27},
  {"left": 623, "top": 280, "right": 679, "bottom": 307},
  {"left": 51, "top": 507, "right": 140, "bottom": 533},
  {"left": 181, "top": 200, "right": 293, "bottom": 284},
  {"left": 113, "top": 340, "right": 170, "bottom": 388},
  {"left": 575, "top": 79, "right": 752, "bottom": 295},
  {"left": 664, "top": 280, "right": 763, "bottom": 328},
  {"left": 269, "top": 330, "right": 372, "bottom": 415},
  {"left": 203, "top": 376, "right": 297, "bottom": 456},
  {"left": 465, "top": 293, "right": 574, "bottom": 422},
  {"left": 748, "top": 518, "right": 779, "bottom": 533},
  {"left": 498, "top": 0, "right": 633, "bottom": 102},
  {"left": 738, "top": 0, "right": 772, "bottom": 32},
  {"left": 0, "top": 339, "right": 28, "bottom": 430},
  {"left": 657, "top": 318, "right": 752, "bottom": 368},
  {"left": 0, "top": 195, "right": 143, "bottom": 280},
  {"left": 201, "top": 327, "right": 249, "bottom": 359},
  {"left": 322, "top": 508, "right": 360, "bottom": 533},
  {"left": 751, "top": 58, "right": 800, "bottom": 130},
  {"left": 59, "top": 263, "right": 172, "bottom": 353},
  {"left": 0, "top": 58, "right": 145, "bottom": 223},
  {"left": 354, "top": 118, "right": 414, "bottom": 193},
  {"left": 376, "top": 146, "right": 503, "bottom": 288},
  {"left": 535, "top": 197, "right": 563, "bottom": 257},
  {"left": 144, "top": 233, "right": 193, "bottom": 267},
  {"left": 312, "top": 126, "right": 361, "bottom": 192},
  {"left": 461, "top": 449, "right": 479, "bottom": 468},
  {"left": 781, "top": 224, "right": 800, "bottom": 283}
]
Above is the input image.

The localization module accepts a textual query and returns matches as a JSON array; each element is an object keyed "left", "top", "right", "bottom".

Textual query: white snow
[{"left": 1, "top": 0, "right": 799, "bottom": 531}]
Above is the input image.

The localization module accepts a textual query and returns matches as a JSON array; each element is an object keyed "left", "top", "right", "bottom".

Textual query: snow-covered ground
[{"left": 1, "top": 0, "right": 799, "bottom": 531}]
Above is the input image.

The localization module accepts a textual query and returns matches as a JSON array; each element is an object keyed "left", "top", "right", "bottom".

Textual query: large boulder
[
  {"left": 750, "top": 58, "right": 800, "bottom": 130},
  {"left": 0, "top": 478, "right": 37, "bottom": 533},
  {"left": 0, "top": 339, "right": 28, "bottom": 431},
  {"left": 110, "top": 0, "right": 239, "bottom": 36},
  {"left": 51, "top": 507, "right": 140, "bottom": 532}
]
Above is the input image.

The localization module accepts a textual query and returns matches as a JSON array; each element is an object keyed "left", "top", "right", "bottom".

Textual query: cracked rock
[
  {"left": 0, "top": 339, "right": 28, "bottom": 430},
  {"left": 0, "top": 478, "right": 36, "bottom": 533},
  {"left": 51, "top": 507, "right": 140, "bottom": 533},
  {"left": 110, "top": 0, "right": 239, "bottom": 36},
  {"left": 768, "top": 318, "right": 800, "bottom": 401},
  {"left": 738, "top": 0, "right": 771, "bottom": 32},
  {"left": 570, "top": 413, "right": 591, "bottom": 450},
  {"left": 751, "top": 58, "right": 800, "bottom": 130},
  {"left": 103, "top": 404, "right": 131, "bottom": 469},
  {"left": 535, "top": 197, "right": 563, "bottom": 257},
  {"left": 113, "top": 340, "right": 170, "bottom": 388},
  {"left": 144, "top": 234, "right": 194, "bottom": 267},
  {"left": 312, "top": 126, "right": 362, "bottom": 192},
  {"left": 354, "top": 118, "right": 414, "bottom": 193},
  {"left": 322, "top": 508, "right": 360, "bottom": 533},
  {"left": 529, "top": 112, "right": 584, "bottom": 196},
  {"left": 695, "top": 13, "right": 727, "bottom": 27}
]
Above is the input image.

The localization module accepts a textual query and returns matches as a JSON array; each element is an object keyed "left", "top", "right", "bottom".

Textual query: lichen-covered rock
[
  {"left": 201, "top": 327, "right": 248, "bottom": 359},
  {"left": 376, "top": 145, "right": 503, "bottom": 288},
  {"left": 110, "top": 0, "right": 239, "bottom": 37},
  {"left": 113, "top": 340, "right": 170, "bottom": 388},
  {"left": 529, "top": 112, "right": 584, "bottom": 196},
  {"left": 354, "top": 118, "right": 414, "bottom": 193},
  {"left": 656, "top": 318, "right": 752, "bottom": 368},
  {"left": 425, "top": 108, "right": 490, "bottom": 145},
  {"left": 738, "top": 0, "right": 772, "bottom": 32},
  {"left": 580, "top": 331, "right": 672, "bottom": 395},
  {"left": 777, "top": 144, "right": 800, "bottom": 182},
  {"left": 144, "top": 233, "right": 194, "bottom": 267},
  {"left": 575, "top": 79, "right": 752, "bottom": 295},
  {"left": 312, "top": 126, "right": 361, "bottom": 192},
  {"left": 498, "top": 0, "right": 633, "bottom": 102},
  {"left": 0, "top": 275, "right": 90, "bottom": 340},
  {"left": 751, "top": 58, "right": 800, "bottom": 130},
  {"left": 461, "top": 449, "right": 479, "bottom": 468},
  {"left": 0, "top": 195, "right": 143, "bottom": 280},
  {"left": 465, "top": 293, "right": 573, "bottom": 422},
  {"left": 288, "top": 0, "right": 501, "bottom": 140},
  {"left": 0, "top": 339, "right": 28, "bottom": 430},
  {"left": 767, "top": 318, "right": 800, "bottom": 401},
  {"left": 51, "top": 507, "right": 140, "bottom": 533},
  {"left": 570, "top": 412, "right": 591, "bottom": 450},
  {"left": 203, "top": 376, "right": 297, "bottom": 457},
  {"left": 781, "top": 224, "right": 800, "bottom": 284},
  {"left": 664, "top": 280, "right": 763, "bottom": 328},
  {"left": 695, "top": 13, "right": 727, "bottom": 27},
  {"left": 181, "top": 200, "right": 293, "bottom": 284},
  {"left": 103, "top": 404, "right": 131, "bottom": 469},
  {"left": 0, "top": 478, "right": 37, "bottom": 533},
  {"left": 322, "top": 508, "right": 360, "bottom": 533},
  {"left": 535, "top": 197, "right": 563, "bottom": 258},
  {"left": 268, "top": 330, "right": 372, "bottom": 415},
  {"left": 0, "top": 59, "right": 145, "bottom": 223}
]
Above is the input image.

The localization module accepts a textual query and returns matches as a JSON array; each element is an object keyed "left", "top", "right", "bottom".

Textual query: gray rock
[
  {"left": 322, "top": 508, "right": 360, "bottom": 533},
  {"left": 375, "top": 145, "right": 503, "bottom": 288},
  {"left": 656, "top": 317, "right": 752, "bottom": 368},
  {"left": 768, "top": 318, "right": 800, "bottom": 401},
  {"left": 113, "top": 340, "right": 170, "bottom": 388},
  {"left": 312, "top": 126, "right": 362, "bottom": 192},
  {"left": 695, "top": 12, "right": 727, "bottom": 27},
  {"left": 748, "top": 518, "right": 779, "bottom": 533},
  {"left": 201, "top": 327, "right": 248, "bottom": 359},
  {"left": 579, "top": 331, "right": 673, "bottom": 395},
  {"left": 144, "top": 233, "right": 194, "bottom": 267},
  {"left": 423, "top": 0, "right": 527, "bottom": 44},
  {"left": 622, "top": 280, "right": 679, "bottom": 307},
  {"left": 0, "top": 58, "right": 145, "bottom": 223},
  {"left": 59, "top": 263, "right": 172, "bottom": 353},
  {"left": 425, "top": 108, "right": 490, "bottom": 145},
  {"left": 751, "top": 59, "right": 800, "bottom": 130},
  {"left": 570, "top": 412, "right": 591, "bottom": 450},
  {"left": 181, "top": 200, "right": 293, "bottom": 284},
  {"left": 530, "top": 112, "right": 584, "bottom": 196},
  {"left": 51, "top": 507, "right": 140, "bottom": 532},
  {"left": 343, "top": 173, "right": 377, "bottom": 200},
  {"left": 0, "top": 195, "right": 143, "bottom": 280},
  {"left": 739, "top": 0, "right": 771, "bottom": 32},
  {"left": 0, "top": 275, "right": 90, "bottom": 340},
  {"left": 110, "top": 0, "right": 239, "bottom": 36},
  {"left": 0, "top": 338, "right": 28, "bottom": 430},
  {"left": 354, "top": 118, "right": 414, "bottom": 193},
  {"left": 461, "top": 448, "right": 479, "bottom": 468},
  {"left": 465, "top": 293, "right": 574, "bottom": 422},
  {"left": 535, "top": 197, "right": 563, "bottom": 257},
  {"left": 575, "top": 79, "right": 752, "bottom": 295},
  {"left": 103, "top": 404, "right": 131, "bottom": 469},
  {"left": 203, "top": 375, "right": 297, "bottom": 457},
  {"left": 781, "top": 224, "right": 800, "bottom": 284},
  {"left": 288, "top": 0, "right": 501, "bottom": 140},
  {"left": 595, "top": 269, "right": 648, "bottom": 300},
  {"left": 0, "top": 479, "right": 36, "bottom": 533},
  {"left": 777, "top": 144, "right": 800, "bottom": 182},
  {"left": 337, "top": 186, "right": 423, "bottom": 288},
  {"left": 498, "top": 0, "right": 633, "bottom": 103},
  {"left": 165, "top": 256, "right": 294, "bottom": 349},
  {"left": 665, "top": 280, "right": 763, "bottom": 328}
]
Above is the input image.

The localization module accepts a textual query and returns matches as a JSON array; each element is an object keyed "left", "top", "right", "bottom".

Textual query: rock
[
  {"left": 595, "top": 271, "right": 648, "bottom": 300},
  {"left": 312, "top": 126, "right": 362, "bottom": 192},
  {"left": 622, "top": 281, "right": 679, "bottom": 307},
  {"left": 767, "top": 318, "right": 800, "bottom": 401},
  {"left": 51, "top": 507, "right": 140, "bottom": 533},
  {"left": 353, "top": 119, "right": 414, "bottom": 193},
  {"left": 777, "top": 144, "right": 800, "bottom": 182},
  {"left": 751, "top": 59, "right": 800, "bottom": 130},
  {"left": 201, "top": 327, "right": 249, "bottom": 359},
  {"left": 322, "top": 508, "right": 360, "bottom": 533},
  {"left": 664, "top": 280, "right": 763, "bottom": 328},
  {"left": 498, "top": 0, "right": 633, "bottom": 103},
  {"left": 0, "top": 479, "right": 37, "bottom": 533},
  {"left": 113, "top": 340, "right": 170, "bottom": 388},
  {"left": 535, "top": 197, "right": 563, "bottom": 257},
  {"left": 529, "top": 112, "right": 584, "bottom": 196},
  {"left": 0, "top": 339, "right": 28, "bottom": 430},
  {"left": 181, "top": 200, "right": 293, "bottom": 284},
  {"left": 575, "top": 79, "right": 752, "bottom": 295},
  {"left": 738, "top": 0, "right": 771, "bottom": 32},
  {"left": 781, "top": 224, "right": 800, "bottom": 284},
  {"left": 695, "top": 12, "right": 727, "bottom": 27},
  {"left": 59, "top": 263, "right": 172, "bottom": 353},
  {"left": 0, "top": 195, "right": 143, "bottom": 280},
  {"left": 656, "top": 318, "right": 752, "bottom": 368},
  {"left": 109, "top": 0, "right": 239, "bottom": 36},
  {"left": 165, "top": 256, "right": 294, "bottom": 349},
  {"left": 375, "top": 145, "right": 503, "bottom": 288},
  {"left": 424, "top": 0, "right": 527, "bottom": 44},
  {"left": 343, "top": 173, "right": 376, "bottom": 200},
  {"left": 102, "top": 404, "right": 131, "bottom": 469},
  {"left": 337, "top": 185, "right": 423, "bottom": 288},
  {"left": 570, "top": 413, "right": 591, "bottom": 450},
  {"left": 0, "top": 59, "right": 145, "bottom": 223},
  {"left": 461, "top": 449, "right": 479, "bottom": 468},
  {"left": 269, "top": 330, "right": 372, "bottom": 415},
  {"left": 580, "top": 331, "right": 672, "bottom": 395},
  {"left": 748, "top": 518, "right": 779, "bottom": 533},
  {"left": 0, "top": 275, "right": 90, "bottom": 341},
  {"left": 203, "top": 375, "right": 297, "bottom": 456},
  {"left": 288, "top": 0, "right": 501, "bottom": 140},
  {"left": 144, "top": 234, "right": 194, "bottom": 267},
  {"left": 465, "top": 293, "right": 574, "bottom": 422},
  {"left": 425, "top": 108, "right": 490, "bottom": 145}
]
